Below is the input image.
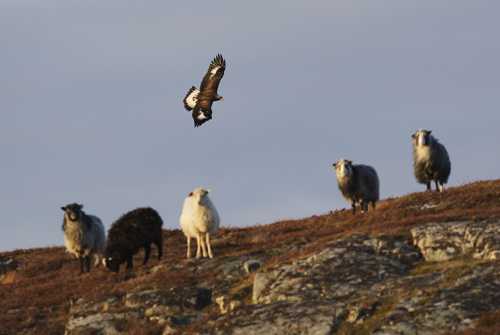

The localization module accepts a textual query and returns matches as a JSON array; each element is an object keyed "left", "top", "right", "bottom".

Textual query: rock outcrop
[{"left": 64, "top": 220, "right": 500, "bottom": 335}]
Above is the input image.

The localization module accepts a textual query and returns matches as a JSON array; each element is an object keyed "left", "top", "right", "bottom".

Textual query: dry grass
[{"left": 1, "top": 180, "right": 500, "bottom": 334}]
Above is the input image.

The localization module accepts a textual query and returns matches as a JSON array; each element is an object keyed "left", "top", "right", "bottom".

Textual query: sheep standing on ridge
[
  {"left": 412, "top": 129, "right": 451, "bottom": 192},
  {"left": 180, "top": 188, "right": 220, "bottom": 259},
  {"left": 61, "top": 203, "right": 106, "bottom": 274},
  {"left": 333, "top": 158, "right": 380, "bottom": 215},
  {"left": 102, "top": 207, "right": 163, "bottom": 272}
]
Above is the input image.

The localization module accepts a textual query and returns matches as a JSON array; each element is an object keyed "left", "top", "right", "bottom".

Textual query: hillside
[{"left": 1, "top": 180, "right": 500, "bottom": 335}]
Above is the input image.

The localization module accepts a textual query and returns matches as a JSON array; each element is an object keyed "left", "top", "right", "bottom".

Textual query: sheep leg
[
  {"left": 155, "top": 238, "right": 163, "bottom": 260},
  {"left": 439, "top": 183, "right": 444, "bottom": 193},
  {"left": 126, "top": 255, "right": 133, "bottom": 269},
  {"left": 187, "top": 237, "right": 192, "bottom": 258},
  {"left": 79, "top": 256, "right": 85, "bottom": 274},
  {"left": 199, "top": 232, "right": 208, "bottom": 258},
  {"left": 205, "top": 233, "right": 214, "bottom": 259},
  {"left": 196, "top": 233, "right": 202, "bottom": 259},
  {"left": 426, "top": 181, "right": 431, "bottom": 191},
  {"left": 352, "top": 203, "right": 356, "bottom": 215},
  {"left": 372, "top": 201, "right": 376, "bottom": 211},
  {"left": 143, "top": 244, "right": 151, "bottom": 264},
  {"left": 435, "top": 180, "right": 440, "bottom": 192},
  {"left": 85, "top": 256, "right": 91, "bottom": 273},
  {"left": 94, "top": 254, "right": 100, "bottom": 267}
]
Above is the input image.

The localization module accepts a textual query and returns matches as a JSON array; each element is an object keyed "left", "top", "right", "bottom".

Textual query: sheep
[
  {"left": 412, "top": 129, "right": 451, "bottom": 192},
  {"left": 180, "top": 188, "right": 220, "bottom": 259},
  {"left": 102, "top": 207, "right": 163, "bottom": 273},
  {"left": 333, "top": 158, "right": 380, "bottom": 215},
  {"left": 61, "top": 203, "right": 106, "bottom": 274}
]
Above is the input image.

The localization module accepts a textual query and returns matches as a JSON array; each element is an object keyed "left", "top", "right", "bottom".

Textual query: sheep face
[
  {"left": 412, "top": 129, "right": 432, "bottom": 148},
  {"left": 333, "top": 159, "right": 353, "bottom": 179},
  {"left": 61, "top": 203, "right": 84, "bottom": 221},
  {"left": 190, "top": 188, "right": 211, "bottom": 206},
  {"left": 102, "top": 257, "right": 120, "bottom": 273}
]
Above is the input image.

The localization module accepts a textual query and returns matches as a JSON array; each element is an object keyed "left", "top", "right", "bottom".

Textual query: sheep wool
[
  {"left": 61, "top": 203, "right": 106, "bottom": 274},
  {"left": 180, "top": 188, "right": 220, "bottom": 259},
  {"left": 103, "top": 207, "right": 163, "bottom": 273},
  {"left": 333, "top": 158, "right": 380, "bottom": 215},
  {"left": 412, "top": 129, "right": 451, "bottom": 192}
]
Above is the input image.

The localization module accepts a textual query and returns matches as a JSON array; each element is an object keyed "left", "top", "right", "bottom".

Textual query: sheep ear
[
  {"left": 189, "top": 192, "right": 193, "bottom": 197},
  {"left": 61, "top": 207, "right": 66, "bottom": 211},
  {"left": 428, "top": 130, "right": 432, "bottom": 134},
  {"left": 333, "top": 163, "right": 337, "bottom": 168},
  {"left": 206, "top": 189, "right": 210, "bottom": 193},
  {"left": 79, "top": 205, "right": 84, "bottom": 209},
  {"left": 349, "top": 160, "right": 353, "bottom": 164}
]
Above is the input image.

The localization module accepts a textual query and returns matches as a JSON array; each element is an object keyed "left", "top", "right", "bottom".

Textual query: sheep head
[
  {"left": 102, "top": 257, "right": 120, "bottom": 273},
  {"left": 189, "top": 188, "right": 211, "bottom": 206},
  {"left": 412, "top": 129, "right": 432, "bottom": 147},
  {"left": 333, "top": 158, "right": 353, "bottom": 178},
  {"left": 61, "top": 203, "right": 84, "bottom": 221}
]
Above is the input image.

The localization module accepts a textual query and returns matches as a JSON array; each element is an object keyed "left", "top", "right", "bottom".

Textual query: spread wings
[{"left": 182, "top": 54, "right": 226, "bottom": 127}]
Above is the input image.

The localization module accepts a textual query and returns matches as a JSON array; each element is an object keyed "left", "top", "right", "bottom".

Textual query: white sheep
[
  {"left": 61, "top": 203, "right": 106, "bottom": 273},
  {"left": 180, "top": 188, "right": 220, "bottom": 259}
]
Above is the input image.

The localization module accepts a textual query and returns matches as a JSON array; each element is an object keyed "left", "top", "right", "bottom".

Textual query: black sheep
[{"left": 103, "top": 207, "right": 163, "bottom": 272}]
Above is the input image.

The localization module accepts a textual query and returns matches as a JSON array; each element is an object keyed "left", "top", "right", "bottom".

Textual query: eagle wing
[
  {"left": 199, "top": 54, "right": 226, "bottom": 97},
  {"left": 183, "top": 86, "right": 200, "bottom": 111}
]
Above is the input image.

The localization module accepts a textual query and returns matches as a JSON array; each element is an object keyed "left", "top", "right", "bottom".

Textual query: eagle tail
[
  {"left": 183, "top": 86, "right": 200, "bottom": 111},
  {"left": 193, "top": 108, "right": 212, "bottom": 127}
]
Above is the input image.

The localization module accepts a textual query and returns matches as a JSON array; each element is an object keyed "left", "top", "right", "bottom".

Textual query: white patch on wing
[
  {"left": 209, "top": 66, "right": 220, "bottom": 80},
  {"left": 196, "top": 112, "right": 208, "bottom": 120},
  {"left": 185, "top": 88, "right": 199, "bottom": 109}
]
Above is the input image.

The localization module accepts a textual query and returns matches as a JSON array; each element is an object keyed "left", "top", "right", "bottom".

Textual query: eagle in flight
[{"left": 183, "top": 54, "right": 226, "bottom": 127}]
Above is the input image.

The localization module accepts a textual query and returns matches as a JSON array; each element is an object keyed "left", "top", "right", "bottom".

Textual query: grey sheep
[
  {"left": 333, "top": 158, "right": 380, "bottom": 215},
  {"left": 412, "top": 129, "right": 451, "bottom": 192},
  {"left": 61, "top": 203, "right": 106, "bottom": 274}
]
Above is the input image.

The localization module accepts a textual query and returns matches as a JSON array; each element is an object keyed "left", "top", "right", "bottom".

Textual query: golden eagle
[{"left": 183, "top": 54, "right": 226, "bottom": 127}]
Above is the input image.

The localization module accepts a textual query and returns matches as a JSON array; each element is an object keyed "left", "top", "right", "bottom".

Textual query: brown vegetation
[{"left": 1, "top": 179, "right": 500, "bottom": 334}]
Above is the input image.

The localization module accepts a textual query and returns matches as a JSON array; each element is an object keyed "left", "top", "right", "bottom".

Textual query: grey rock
[
  {"left": 65, "top": 312, "right": 141, "bottom": 335},
  {"left": 213, "top": 301, "right": 343, "bottom": 335},
  {"left": 411, "top": 221, "right": 470, "bottom": 261},
  {"left": 411, "top": 220, "right": 500, "bottom": 262},
  {"left": 474, "top": 222, "right": 500, "bottom": 260},
  {"left": 125, "top": 286, "right": 211, "bottom": 312},
  {"left": 69, "top": 295, "right": 121, "bottom": 315}
]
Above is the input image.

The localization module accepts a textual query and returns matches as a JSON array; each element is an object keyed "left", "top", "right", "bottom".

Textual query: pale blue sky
[{"left": 1, "top": 1, "right": 499, "bottom": 252}]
